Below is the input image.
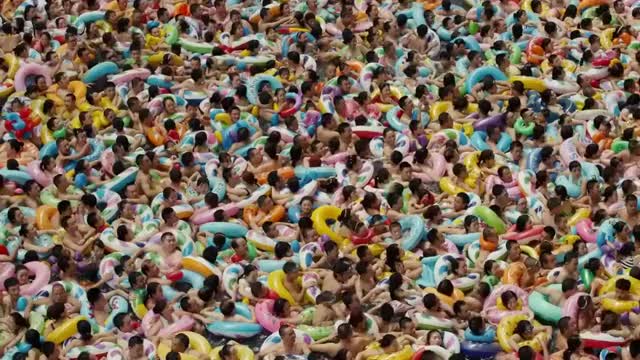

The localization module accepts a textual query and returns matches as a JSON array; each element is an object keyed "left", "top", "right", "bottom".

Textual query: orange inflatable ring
[
  {"left": 145, "top": 127, "right": 166, "bottom": 147},
  {"left": 257, "top": 167, "right": 295, "bottom": 185},
  {"left": 35, "top": 205, "right": 58, "bottom": 230},
  {"left": 502, "top": 262, "right": 526, "bottom": 285},
  {"left": 615, "top": 33, "right": 632, "bottom": 46},
  {"left": 480, "top": 235, "right": 498, "bottom": 251},
  {"left": 592, "top": 132, "right": 612, "bottom": 150},
  {"left": 420, "top": 0, "right": 442, "bottom": 10},
  {"left": 173, "top": 3, "right": 190, "bottom": 16},
  {"left": 337, "top": 61, "right": 364, "bottom": 76},
  {"left": 249, "top": 5, "right": 280, "bottom": 24},
  {"left": 526, "top": 38, "right": 545, "bottom": 65},
  {"left": 577, "top": 0, "right": 607, "bottom": 10},
  {"left": 243, "top": 204, "right": 285, "bottom": 226}
]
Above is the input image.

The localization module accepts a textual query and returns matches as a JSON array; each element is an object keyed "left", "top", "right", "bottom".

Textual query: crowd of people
[{"left": 0, "top": 0, "right": 640, "bottom": 358}]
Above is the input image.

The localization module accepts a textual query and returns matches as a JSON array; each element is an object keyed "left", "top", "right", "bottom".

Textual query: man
[
  {"left": 258, "top": 324, "right": 310, "bottom": 359},
  {"left": 619, "top": 194, "right": 640, "bottom": 228},
  {"left": 126, "top": 336, "right": 148, "bottom": 360}
]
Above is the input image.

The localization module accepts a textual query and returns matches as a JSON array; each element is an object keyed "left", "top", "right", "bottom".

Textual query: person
[
  {"left": 126, "top": 336, "right": 148, "bottom": 360},
  {"left": 258, "top": 325, "right": 310, "bottom": 359}
]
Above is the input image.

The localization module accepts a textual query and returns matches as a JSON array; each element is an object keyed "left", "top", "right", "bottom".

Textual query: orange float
[
  {"left": 480, "top": 235, "right": 498, "bottom": 251},
  {"left": 421, "top": 0, "right": 442, "bottom": 10},
  {"left": 173, "top": 3, "right": 190, "bottom": 16},
  {"left": 617, "top": 33, "right": 632, "bottom": 45},
  {"left": 502, "top": 262, "right": 547, "bottom": 287},
  {"left": 526, "top": 38, "right": 545, "bottom": 65},
  {"left": 577, "top": 0, "right": 608, "bottom": 10},
  {"left": 243, "top": 204, "right": 285, "bottom": 226},
  {"left": 256, "top": 167, "right": 295, "bottom": 185},
  {"left": 145, "top": 127, "right": 165, "bottom": 147},
  {"left": 501, "top": 262, "right": 526, "bottom": 285},
  {"left": 249, "top": 5, "right": 280, "bottom": 24},
  {"left": 592, "top": 132, "right": 612, "bottom": 149},
  {"left": 337, "top": 61, "right": 364, "bottom": 76},
  {"left": 36, "top": 205, "right": 58, "bottom": 230}
]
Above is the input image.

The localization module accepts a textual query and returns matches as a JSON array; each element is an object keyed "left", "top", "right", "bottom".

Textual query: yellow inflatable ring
[
  {"left": 181, "top": 256, "right": 219, "bottom": 277},
  {"left": 439, "top": 177, "right": 466, "bottom": 196},
  {"left": 45, "top": 315, "right": 87, "bottom": 344},
  {"left": 602, "top": 298, "right": 639, "bottom": 314},
  {"left": 367, "top": 345, "right": 413, "bottom": 360},
  {"left": 540, "top": 59, "right": 577, "bottom": 74},
  {"left": 509, "top": 76, "right": 546, "bottom": 92},
  {"left": 423, "top": 287, "right": 464, "bottom": 306},
  {"left": 599, "top": 276, "right": 640, "bottom": 295},
  {"left": 147, "top": 51, "right": 184, "bottom": 66},
  {"left": 429, "top": 101, "right": 478, "bottom": 122},
  {"left": 497, "top": 314, "right": 546, "bottom": 352},
  {"left": 267, "top": 270, "right": 295, "bottom": 304},
  {"left": 311, "top": 206, "right": 347, "bottom": 247},
  {"left": 4, "top": 54, "right": 19, "bottom": 79},
  {"left": 211, "top": 344, "right": 255, "bottom": 360},
  {"left": 600, "top": 28, "right": 614, "bottom": 50},
  {"left": 567, "top": 208, "right": 590, "bottom": 227}
]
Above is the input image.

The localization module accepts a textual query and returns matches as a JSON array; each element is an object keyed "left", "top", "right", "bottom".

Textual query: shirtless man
[
  {"left": 317, "top": 113, "right": 340, "bottom": 144},
  {"left": 310, "top": 323, "right": 372, "bottom": 358},
  {"left": 125, "top": 336, "right": 148, "bottom": 360},
  {"left": 619, "top": 194, "right": 640, "bottom": 229},
  {"left": 32, "top": 282, "right": 81, "bottom": 315},
  {"left": 536, "top": 278, "right": 579, "bottom": 307},
  {"left": 282, "top": 261, "right": 306, "bottom": 304},
  {"left": 258, "top": 324, "right": 310, "bottom": 359},
  {"left": 134, "top": 154, "right": 161, "bottom": 202},
  {"left": 50, "top": 174, "right": 82, "bottom": 202},
  {"left": 167, "top": 333, "right": 209, "bottom": 360},
  {"left": 86, "top": 287, "right": 128, "bottom": 328},
  {"left": 322, "top": 260, "right": 356, "bottom": 294}
]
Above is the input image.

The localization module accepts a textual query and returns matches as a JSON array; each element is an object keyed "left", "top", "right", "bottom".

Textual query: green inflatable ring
[
  {"left": 164, "top": 24, "right": 179, "bottom": 45},
  {"left": 482, "top": 275, "right": 500, "bottom": 288},
  {"left": 468, "top": 21, "right": 479, "bottom": 35},
  {"left": 582, "top": 7, "right": 598, "bottom": 18},
  {"left": 510, "top": 43, "right": 522, "bottom": 65},
  {"left": 473, "top": 206, "right": 507, "bottom": 234},
  {"left": 484, "top": 50, "right": 496, "bottom": 62},
  {"left": 297, "top": 325, "right": 333, "bottom": 341},
  {"left": 611, "top": 139, "right": 629, "bottom": 153},
  {"left": 514, "top": 117, "right": 534, "bottom": 136},
  {"left": 178, "top": 38, "right": 214, "bottom": 54},
  {"left": 580, "top": 269, "right": 594, "bottom": 292},
  {"left": 528, "top": 284, "right": 563, "bottom": 325},
  {"left": 52, "top": 128, "right": 67, "bottom": 140}
]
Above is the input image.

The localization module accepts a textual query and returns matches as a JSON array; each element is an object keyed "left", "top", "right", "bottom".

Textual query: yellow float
[
  {"left": 497, "top": 314, "right": 546, "bottom": 352},
  {"left": 311, "top": 206, "right": 346, "bottom": 247},
  {"left": 423, "top": 287, "right": 464, "bottom": 306},
  {"left": 211, "top": 344, "right": 255, "bottom": 360},
  {"left": 509, "top": 76, "right": 546, "bottom": 92},
  {"left": 4, "top": 54, "right": 19, "bottom": 79},
  {"left": 45, "top": 315, "right": 87, "bottom": 344},
  {"left": 181, "top": 256, "right": 219, "bottom": 277}
]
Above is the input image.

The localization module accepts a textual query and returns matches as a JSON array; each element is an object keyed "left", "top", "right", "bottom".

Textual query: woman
[{"left": 0, "top": 313, "right": 29, "bottom": 353}]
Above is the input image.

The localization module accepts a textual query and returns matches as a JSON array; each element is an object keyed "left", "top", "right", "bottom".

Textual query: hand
[{"left": 102, "top": 272, "right": 114, "bottom": 281}]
